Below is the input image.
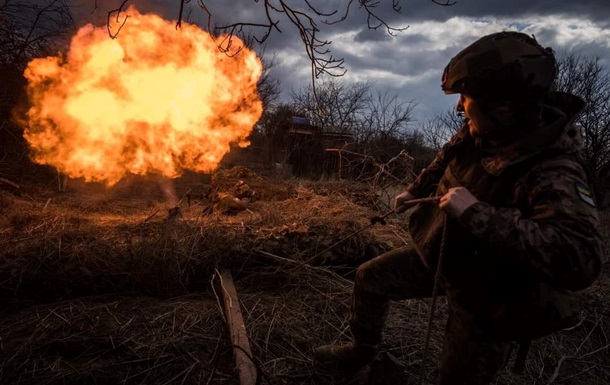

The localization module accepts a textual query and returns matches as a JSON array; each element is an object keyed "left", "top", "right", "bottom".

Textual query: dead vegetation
[{"left": 0, "top": 166, "right": 608, "bottom": 385}]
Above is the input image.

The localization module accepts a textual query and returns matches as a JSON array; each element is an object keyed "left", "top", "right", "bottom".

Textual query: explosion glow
[{"left": 22, "top": 6, "right": 263, "bottom": 186}]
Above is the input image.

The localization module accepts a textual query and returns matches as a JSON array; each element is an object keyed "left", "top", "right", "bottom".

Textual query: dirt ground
[{"left": 0, "top": 163, "right": 608, "bottom": 385}]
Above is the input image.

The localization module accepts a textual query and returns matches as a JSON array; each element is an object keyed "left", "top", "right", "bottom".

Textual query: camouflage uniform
[{"left": 350, "top": 92, "right": 603, "bottom": 384}]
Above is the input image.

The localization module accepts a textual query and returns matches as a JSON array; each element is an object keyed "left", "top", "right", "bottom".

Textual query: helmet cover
[{"left": 441, "top": 32, "right": 556, "bottom": 100}]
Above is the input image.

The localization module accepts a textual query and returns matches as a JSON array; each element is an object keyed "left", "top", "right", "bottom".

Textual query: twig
[
  {"left": 264, "top": 301, "right": 278, "bottom": 352},
  {"left": 107, "top": 0, "right": 130, "bottom": 39},
  {"left": 326, "top": 148, "right": 414, "bottom": 189},
  {"left": 142, "top": 209, "right": 160, "bottom": 224},
  {"left": 176, "top": 0, "right": 186, "bottom": 29},
  {"left": 0, "top": 177, "right": 20, "bottom": 190},
  {"left": 548, "top": 317, "right": 603, "bottom": 383},
  {"left": 253, "top": 249, "right": 352, "bottom": 286},
  {"left": 42, "top": 198, "right": 52, "bottom": 213},
  {"left": 579, "top": 342, "right": 610, "bottom": 358},
  {"left": 211, "top": 269, "right": 226, "bottom": 323}
]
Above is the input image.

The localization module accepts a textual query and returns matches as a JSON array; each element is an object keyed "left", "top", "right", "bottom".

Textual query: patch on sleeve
[{"left": 575, "top": 182, "right": 596, "bottom": 208}]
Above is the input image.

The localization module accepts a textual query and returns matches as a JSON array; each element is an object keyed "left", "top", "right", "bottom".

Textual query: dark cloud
[
  {"left": 362, "top": 0, "right": 610, "bottom": 24},
  {"left": 67, "top": 0, "right": 610, "bottom": 120},
  {"left": 353, "top": 27, "right": 393, "bottom": 43},
  {"left": 73, "top": 1, "right": 610, "bottom": 37}
]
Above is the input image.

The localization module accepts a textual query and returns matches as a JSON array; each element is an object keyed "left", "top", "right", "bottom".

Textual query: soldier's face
[
  {"left": 457, "top": 95, "right": 514, "bottom": 139},
  {"left": 457, "top": 95, "right": 488, "bottom": 138}
]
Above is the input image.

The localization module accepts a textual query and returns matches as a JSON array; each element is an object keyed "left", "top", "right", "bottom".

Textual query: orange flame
[{"left": 22, "top": 6, "right": 263, "bottom": 186}]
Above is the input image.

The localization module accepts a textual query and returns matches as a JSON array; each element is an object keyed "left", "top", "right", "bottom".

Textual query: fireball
[{"left": 22, "top": 6, "right": 263, "bottom": 185}]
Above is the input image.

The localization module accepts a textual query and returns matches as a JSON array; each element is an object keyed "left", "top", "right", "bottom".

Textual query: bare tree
[
  {"left": 356, "top": 90, "right": 415, "bottom": 143},
  {"left": 291, "top": 79, "right": 372, "bottom": 132},
  {"left": 0, "top": 0, "right": 74, "bottom": 69},
  {"left": 291, "top": 79, "right": 417, "bottom": 148},
  {"left": 419, "top": 108, "right": 464, "bottom": 151},
  {"left": 554, "top": 53, "right": 610, "bottom": 207},
  {"left": 0, "top": 0, "right": 74, "bottom": 124},
  {"left": 352, "top": 89, "right": 418, "bottom": 166},
  {"left": 290, "top": 77, "right": 420, "bottom": 182}
]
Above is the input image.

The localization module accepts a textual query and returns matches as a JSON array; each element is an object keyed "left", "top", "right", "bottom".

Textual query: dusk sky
[{"left": 70, "top": 0, "right": 610, "bottom": 122}]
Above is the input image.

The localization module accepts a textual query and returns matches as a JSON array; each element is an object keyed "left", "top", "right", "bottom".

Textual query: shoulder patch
[{"left": 575, "top": 182, "right": 596, "bottom": 208}]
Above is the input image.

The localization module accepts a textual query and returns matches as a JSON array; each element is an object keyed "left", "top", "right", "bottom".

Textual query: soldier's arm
[
  {"left": 458, "top": 159, "right": 603, "bottom": 291},
  {"left": 406, "top": 125, "right": 469, "bottom": 198}
]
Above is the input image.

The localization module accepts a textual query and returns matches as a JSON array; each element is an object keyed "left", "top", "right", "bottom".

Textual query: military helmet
[{"left": 441, "top": 32, "right": 556, "bottom": 100}]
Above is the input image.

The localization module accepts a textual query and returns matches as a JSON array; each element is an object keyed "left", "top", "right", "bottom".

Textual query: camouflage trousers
[{"left": 350, "top": 246, "right": 512, "bottom": 385}]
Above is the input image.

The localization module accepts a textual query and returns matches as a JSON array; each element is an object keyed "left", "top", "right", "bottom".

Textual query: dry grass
[
  {"left": 0, "top": 167, "right": 608, "bottom": 385},
  {"left": 0, "top": 295, "right": 229, "bottom": 385}
]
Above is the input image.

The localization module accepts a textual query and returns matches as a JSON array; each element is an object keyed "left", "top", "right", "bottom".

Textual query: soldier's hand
[
  {"left": 439, "top": 187, "right": 479, "bottom": 218},
  {"left": 394, "top": 190, "right": 416, "bottom": 213}
]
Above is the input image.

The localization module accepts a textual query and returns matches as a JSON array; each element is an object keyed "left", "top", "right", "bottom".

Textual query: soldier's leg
[
  {"left": 438, "top": 300, "right": 511, "bottom": 385},
  {"left": 350, "top": 246, "right": 436, "bottom": 347},
  {"left": 314, "top": 246, "right": 436, "bottom": 372}
]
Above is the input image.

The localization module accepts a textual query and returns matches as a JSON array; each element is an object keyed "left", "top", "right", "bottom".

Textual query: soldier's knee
[{"left": 355, "top": 260, "right": 378, "bottom": 286}]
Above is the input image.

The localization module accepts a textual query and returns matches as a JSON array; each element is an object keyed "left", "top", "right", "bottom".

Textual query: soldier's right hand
[{"left": 394, "top": 191, "right": 416, "bottom": 213}]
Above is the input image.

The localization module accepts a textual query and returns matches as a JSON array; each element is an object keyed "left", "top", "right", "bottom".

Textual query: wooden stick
[
  {"left": 0, "top": 177, "right": 20, "bottom": 190},
  {"left": 219, "top": 269, "right": 257, "bottom": 385}
]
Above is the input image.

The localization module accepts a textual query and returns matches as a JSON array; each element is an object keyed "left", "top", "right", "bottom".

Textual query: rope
[{"left": 418, "top": 213, "right": 448, "bottom": 385}]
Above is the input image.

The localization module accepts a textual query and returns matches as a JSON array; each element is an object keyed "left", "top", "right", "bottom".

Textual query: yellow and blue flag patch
[{"left": 575, "top": 182, "right": 596, "bottom": 208}]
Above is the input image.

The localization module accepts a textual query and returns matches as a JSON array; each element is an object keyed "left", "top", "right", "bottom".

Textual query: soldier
[{"left": 314, "top": 31, "right": 603, "bottom": 384}]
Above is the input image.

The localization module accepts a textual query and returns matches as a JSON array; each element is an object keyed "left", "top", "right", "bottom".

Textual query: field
[{"left": 0, "top": 162, "right": 608, "bottom": 385}]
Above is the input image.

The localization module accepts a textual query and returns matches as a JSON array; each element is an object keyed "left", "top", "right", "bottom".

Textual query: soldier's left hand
[{"left": 439, "top": 187, "right": 479, "bottom": 218}]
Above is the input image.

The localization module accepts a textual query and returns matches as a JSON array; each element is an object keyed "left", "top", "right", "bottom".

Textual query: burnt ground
[{"left": 0, "top": 160, "right": 609, "bottom": 385}]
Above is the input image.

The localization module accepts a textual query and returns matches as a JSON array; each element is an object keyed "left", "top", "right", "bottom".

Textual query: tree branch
[{"left": 107, "top": 0, "right": 130, "bottom": 39}]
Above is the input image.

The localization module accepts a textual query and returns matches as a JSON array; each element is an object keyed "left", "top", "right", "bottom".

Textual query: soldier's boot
[{"left": 313, "top": 342, "right": 378, "bottom": 373}]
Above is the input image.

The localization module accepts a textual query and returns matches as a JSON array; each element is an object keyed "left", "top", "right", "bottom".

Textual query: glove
[{"left": 394, "top": 190, "right": 416, "bottom": 213}]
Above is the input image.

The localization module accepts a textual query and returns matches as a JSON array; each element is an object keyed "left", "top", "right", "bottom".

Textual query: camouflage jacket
[{"left": 405, "top": 92, "right": 602, "bottom": 335}]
